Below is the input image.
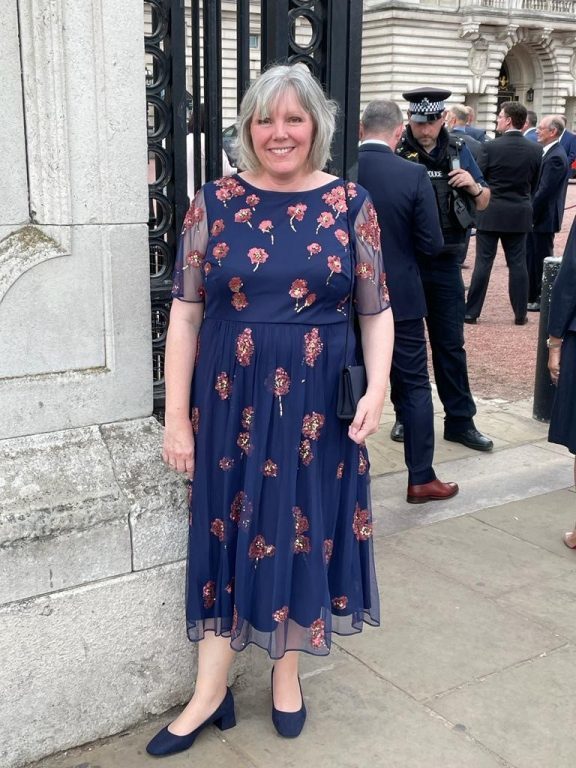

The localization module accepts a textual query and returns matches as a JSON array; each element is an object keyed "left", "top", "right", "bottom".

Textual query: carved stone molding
[
  {"left": 460, "top": 20, "right": 481, "bottom": 41},
  {"left": 0, "top": 226, "right": 69, "bottom": 306},
  {"left": 17, "top": 0, "right": 72, "bottom": 226}
]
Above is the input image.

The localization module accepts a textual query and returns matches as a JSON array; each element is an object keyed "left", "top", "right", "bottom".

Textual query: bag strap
[{"left": 343, "top": 183, "right": 358, "bottom": 367}]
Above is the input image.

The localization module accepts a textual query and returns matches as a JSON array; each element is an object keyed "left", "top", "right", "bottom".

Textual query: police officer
[{"left": 394, "top": 87, "right": 494, "bottom": 452}]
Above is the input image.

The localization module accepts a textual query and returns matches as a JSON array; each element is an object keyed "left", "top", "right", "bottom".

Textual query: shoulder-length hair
[{"left": 234, "top": 63, "right": 338, "bottom": 173}]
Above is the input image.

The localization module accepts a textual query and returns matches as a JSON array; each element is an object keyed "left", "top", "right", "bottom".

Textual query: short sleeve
[
  {"left": 171, "top": 188, "right": 208, "bottom": 303},
  {"left": 352, "top": 195, "right": 390, "bottom": 315}
]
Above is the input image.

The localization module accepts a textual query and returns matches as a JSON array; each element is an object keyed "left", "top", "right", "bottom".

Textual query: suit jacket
[
  {"left": 532, "top": 143, "right": 569, "bottom": 233},
  {"left": 450, "top": 128, "right": 481, "bottom": 160},
  {"left": 523, "top": 128, "right": 538, "bottom": 143},
  {"left": 475, "top": 131, "right": 542, "bottom": 232},
  {"left": 549, "top": 217, "right": 576, "bottom": 336},
  {"left": 560, "top": 129, "right": 576, "bottom": 173},
  {"left": 465, "top": 125, "right": 487, "bottom": 142},
  {"left": 357, "top": 142, "right": 443, "bottom": 321}
]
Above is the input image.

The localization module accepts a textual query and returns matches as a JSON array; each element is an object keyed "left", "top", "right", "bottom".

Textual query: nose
[{"left": 272, "top": 120, "right": 288, "bottom": 140}]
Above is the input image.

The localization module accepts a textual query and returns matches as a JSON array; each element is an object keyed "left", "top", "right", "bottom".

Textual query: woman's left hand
[{"left": 348, "top": 392, "right": 385, "bottom": 445}]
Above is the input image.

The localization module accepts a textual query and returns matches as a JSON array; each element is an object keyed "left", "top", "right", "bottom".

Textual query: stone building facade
[{"left": 362, "top": 0, "right": 576, "bottom": 131}]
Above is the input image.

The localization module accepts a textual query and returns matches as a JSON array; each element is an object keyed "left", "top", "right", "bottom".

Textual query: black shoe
[
  {"left": 146, "top": 688, "right": 236, "bottom": 756},
  {"left": 444, "top": 427, "right": 493, "bottom": 452},
  {"left": 271, "top": 669, "right": 306, "bottom": 738},
  {"left": 390, "top": 420, "right": 404, "bottom": 442},
  {"left": 514, "top": 316, "right": 528, "bottom": 325},
  {"left": 527, "top": 302, "right": 541, "bottom": 312},
  {"left": 464, "top": 315, "right": 477, "bottom": 324}
]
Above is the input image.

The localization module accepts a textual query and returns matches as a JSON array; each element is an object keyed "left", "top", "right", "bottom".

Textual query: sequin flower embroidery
[
  {"left": 235, "top": 328, "right": 254, "bottom": 367},
  {"left": 230, "top": 491, "right": 252, "bottom": 525},
  {"left": 299, "top": 439, "right": 314, "bottom": 466},
  {"left": 303, "top": 327, "right": 323, "bottom": 367},
  {"left": 289, "top": 279, "right": 316, "bottom": 314},
  {"left": 355, "top": 261, "right": 376, "bottom": 283},
  {"left": 248, "top": 534, "right": 276, "bottom": 562},
  {"left": 191, "top": 407, "right": 200, "bottom": 435},
  {"left": 210, "top": 519, "right": 225, "bottom": 542},
  {"left": 241, "top": 406, "right": 255, "bottom": 430},
  {"left": 357, "top": 202, "right": 381, "bottom": 250},
  {"left": 262, "top": 459, "right": 278, "bottom": 477},
  {"left": 316, "top": 211, "right": 335, "bottom": 234},
  {"left": 248, "top": 247, "right": 269, "bottom": 272},
  {"left": 212, "top": 242, "right": 229, "bottom": 267},
  {"left": 228, "top": 277, "right": 248, "bottom": 312},
  {"left": 331, "top": 596, "right": 348, "bottom": 611},
  {"left": 353, "top": 503, "right": 373, "bottom": 541},
  {"left": 237, "top": 431, "right": 253, "bottom": 456},
  {"left": 183, "top": 203, "right": 204, "bottom": 231},
  {"left": 302, "top": 412, "right": 325, "bottom": 441},
  {"left": 235, "top": 208, "right": 253, "bottom": 228},
  {"left": 310, "top": 618, "right": 326, "bottom": 649},
  {"left": 292, "top": 507, "right": 311, "bottom": 554},
  {"left": 336, "top": 462, "right": 344, "bottom": 479},
  {"left": 334, "top": 229, "right": 349, "bottom": 248},
  {"left": 211, "top": 219, "right": 225, "bottom": 236},
  {"left": 219, "top": 457, "right": 235, "bottom": 471},
  {"left": 324, "top": 539, "right": 333, "bottom": 564},
  {"left": 287, "top": 203, "right": 307, "bottom": 232},
  {"left": 258, "top": 220, "right": 274, "bottom": 245},
  {"left": 307, "top": 242, "right": 322, "bottom": 259},
  {"left": 246, "top": 194, "right": 260, "bottom": 209},
  {"left": 326, "top": 255, "right": 342, "bottom": 284},
  {"left": 267, "top": 367, "right": 291, "bottom": 417},
  {"left": 273, "top": 606, "right": 289, "bottom": 623},
  {"left": 203, "top": 581, "right": 216, "bottom": 609},
  {"left": 358, "top": 450, "right": 368, "bottom": 475},
  {"left": 215, "top": 372, "right": 232, "bottom": 400},
  {"left": 184, "top": 250, "right": 203, "bottom": 270},
  {"left": 322, "top": 185, "right": 348, "bottom": 217}
]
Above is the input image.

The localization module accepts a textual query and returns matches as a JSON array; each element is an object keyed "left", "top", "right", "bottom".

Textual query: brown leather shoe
[
  {"left": 562, "top": 531, "right": 576, "bottom": 549},
  {"left": 407, "top": 479, "right": 459, "bottom": 504}
]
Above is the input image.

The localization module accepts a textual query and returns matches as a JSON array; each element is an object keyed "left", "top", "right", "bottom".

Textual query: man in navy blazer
[
  {"left": 357, "top": 99, "right": 458, "bottom": 504},
  {"left": 526, "top": 115, "right": 569, "bottom": 310},
  {"left": 464, "top": 106, "right": 487, "bottom": 142},
  {"left": 523, "top": 110, "right": 539, "bottom": 142},
  {"left": 559, "top": 117, "right": 576, "bottom": 176}
]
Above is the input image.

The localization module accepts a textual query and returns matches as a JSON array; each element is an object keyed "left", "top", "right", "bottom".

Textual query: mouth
[{"left": 268, "top": 147, "right": 294, "bottom": 156}]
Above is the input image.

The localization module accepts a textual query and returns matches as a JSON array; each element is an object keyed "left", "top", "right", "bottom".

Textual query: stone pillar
[{"left": 0, "top": 4, "right": 250, "bottom": 767}]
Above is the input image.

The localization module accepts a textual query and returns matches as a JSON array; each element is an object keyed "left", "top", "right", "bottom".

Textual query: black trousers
[
  {"left": 526, "top": 231, "right": 554, "bottom": 303},
  {"left": 419, "top": 246, "right": 477, "bottom": 431},
  {"left": 466, "top": 231, "right": 528, "bottom": 320},
  {"left": 390, "top": 318, "right": 436, "bottom": 485}
]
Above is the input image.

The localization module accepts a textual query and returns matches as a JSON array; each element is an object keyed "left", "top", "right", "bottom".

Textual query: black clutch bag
[{"left": 337, "top": 364, "right": 367, "bottom": 420}]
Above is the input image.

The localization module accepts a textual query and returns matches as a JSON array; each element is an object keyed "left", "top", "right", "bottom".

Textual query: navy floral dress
[{"left": 172, "top": 175, "right": 390, "bottom": 658}]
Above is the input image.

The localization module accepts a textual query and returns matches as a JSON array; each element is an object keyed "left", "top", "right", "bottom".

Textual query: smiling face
[{"left": 249, "top": 87, "right": 315, "bottom": 185}]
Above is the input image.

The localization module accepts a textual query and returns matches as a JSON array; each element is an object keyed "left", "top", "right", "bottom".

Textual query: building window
[{"left": 249, "top": 34, "right": 260, "bottom": 49}]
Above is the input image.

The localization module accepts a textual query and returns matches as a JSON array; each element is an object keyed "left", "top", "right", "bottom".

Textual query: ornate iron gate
[{"left": 145, "top": 0, "right": 363, "bottom": 420}]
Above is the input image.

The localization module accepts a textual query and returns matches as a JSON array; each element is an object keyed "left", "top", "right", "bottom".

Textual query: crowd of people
[{"left": 147, "top": 63, "right": 576, "bottom": 756}]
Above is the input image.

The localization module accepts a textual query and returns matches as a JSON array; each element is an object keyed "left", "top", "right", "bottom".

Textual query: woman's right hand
[{"left": 163, "top": 418, "right": 195, "bottom": 478}]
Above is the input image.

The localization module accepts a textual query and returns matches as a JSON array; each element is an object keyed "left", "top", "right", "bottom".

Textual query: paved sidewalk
[{"left": 29, "top": 396, "right": 576, "bottom": 768}]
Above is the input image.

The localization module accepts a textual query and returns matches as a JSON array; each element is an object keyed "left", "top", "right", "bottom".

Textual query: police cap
[{"left": 402, "top": 87, "right": 452, "bottom": 123}]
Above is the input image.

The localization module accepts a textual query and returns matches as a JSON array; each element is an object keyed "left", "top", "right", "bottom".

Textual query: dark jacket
[
  {"left": 450, "top": 128, "right": 481, "bottom": 160},
  {"left": 475, "top": 130, "right": 542, "bottom": 232},
  {"left": 560, "top": 129, "right": 576, "bottom": 172},
  {"left": 465, "top": 125, "right": 487, "bottom": 142},
  {"left": 549, "top": 217, "right": 576, "bottom": 336},
  {"left": 357, "top": 142, "right": 443, "bottom": 321},
  {"left": 532, "top": 143, "right": 569, "bottom": 233}
]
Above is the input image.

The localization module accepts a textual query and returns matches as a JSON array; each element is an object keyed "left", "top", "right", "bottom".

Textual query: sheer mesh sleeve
[
  {"left": 171, "top": 188, "right": 209, "bottom": 303},
  {"left": 351, "top": 194, "right": 390, "bottom": 315}
]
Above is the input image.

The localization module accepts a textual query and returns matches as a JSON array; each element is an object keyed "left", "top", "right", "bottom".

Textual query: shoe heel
[{"left": 214, "top": 711, "right": 236, "bottom": 731}]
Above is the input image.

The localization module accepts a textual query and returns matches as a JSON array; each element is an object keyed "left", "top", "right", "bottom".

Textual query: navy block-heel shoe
[
  {"left": 271, "top": 669, "right": 307, "bottom": 738},
  {"left": 146, "top": 687, "right": 236, "bottom": 757}
]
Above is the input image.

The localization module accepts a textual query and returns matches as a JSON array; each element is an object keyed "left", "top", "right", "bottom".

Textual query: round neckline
[{"left": 234, "top": 173, "right": 343, "bottom": 195}]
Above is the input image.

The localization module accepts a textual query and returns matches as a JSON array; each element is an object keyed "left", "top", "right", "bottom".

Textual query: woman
[
  {"left": 547, "top": 217, "right": 576, "bottom": 548},
  {"left": 147, "top": 63, "right": 394, "bottom": 756}
]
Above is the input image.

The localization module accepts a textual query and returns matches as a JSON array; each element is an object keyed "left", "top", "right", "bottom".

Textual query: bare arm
[
  {"left": 163, "top": 299, "right": 204, "bottom": 477},
  {"left": 349, "top": 308, "right": 394, "bottom": 444}
]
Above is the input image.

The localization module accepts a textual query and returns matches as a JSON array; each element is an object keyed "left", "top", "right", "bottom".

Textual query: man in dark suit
[
  {"left": 523, "top": 110, "right": 539, "bottom": 142},
  {"left": 559, "top": 117, "right": 576, "bottom": 177},
  {"left": 358, "top": 99, "right": 458, "bottom": 503},
  {"left": 526, "top": 115, "right": 569, "bottom": 311},
  {"left": 396, "top": 87, "right": 493, "bottom": 453},
  {"left": 464, "top": 106, "right": 487, "bottom": 142},
  {"left": 465, "top": 101, "right": 542, "bottom": 325}
]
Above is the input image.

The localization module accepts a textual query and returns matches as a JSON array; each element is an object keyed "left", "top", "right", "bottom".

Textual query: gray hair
[
  {"left": 361, "top": 100, "right": 403, "bottom": 134},
  {"left": 447, "top": 104, "right": 468, "bottom": 124},
  {"left": 547, "top": 115, "right": 565, "bottom": 137},
  {"left": 234, "top": 63, "right": 338, "bottom": 173}
]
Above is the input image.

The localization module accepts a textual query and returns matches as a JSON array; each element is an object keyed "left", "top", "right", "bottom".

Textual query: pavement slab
[
  {"left": 335, "top": 543, "right": 564, "bottom": 702},
  {"left": 429, "top": 644, "right": 576, "bottom": 768},
  {"left": 385, "top": 514, "right": 576, "bottom": 598}
]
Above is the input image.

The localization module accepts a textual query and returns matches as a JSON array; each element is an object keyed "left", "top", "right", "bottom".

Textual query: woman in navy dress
[
  {"left": 147, "top": 64, "right": 394, "bottom": 755},
  {"left": 547, "top": 217, "right": 576, "bottom": 548}
]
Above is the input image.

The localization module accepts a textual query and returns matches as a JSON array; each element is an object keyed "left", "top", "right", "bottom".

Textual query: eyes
[{"left": 255, "top": 115, "right": 305, "bottom": 125}]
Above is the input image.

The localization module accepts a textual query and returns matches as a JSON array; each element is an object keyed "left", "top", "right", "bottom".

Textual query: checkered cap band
[{"left": 409, "top": 97, "right": 445, "bottom": 114}]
